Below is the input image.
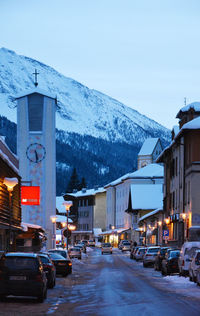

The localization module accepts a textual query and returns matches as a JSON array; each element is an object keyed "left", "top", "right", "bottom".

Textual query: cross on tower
[{"left": 32, "top": 69, "right": 39, "bottom": 87}]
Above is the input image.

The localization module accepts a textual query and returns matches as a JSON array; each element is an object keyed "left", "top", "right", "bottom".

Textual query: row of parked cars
[
  {"left": 128, "top": 240, "right": 200, "bottom": 286},
  {"left": 0, "top": 248, "right": 73, "bottom": 303}
]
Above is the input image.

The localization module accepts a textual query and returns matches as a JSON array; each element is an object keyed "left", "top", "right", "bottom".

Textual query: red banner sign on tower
[{"left": 21, "top": 186, "right": 40, "bottom": 205}]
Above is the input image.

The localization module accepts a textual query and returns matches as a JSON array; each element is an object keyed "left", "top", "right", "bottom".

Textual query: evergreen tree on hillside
[
  {"left": 78, "top": 177, "right": 87, "bottom": 190},
  {"left": 66, "top": 168, "right": 80, "bottom": 193}
]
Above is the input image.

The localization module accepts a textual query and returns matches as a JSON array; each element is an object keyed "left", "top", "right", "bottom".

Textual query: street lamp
[
  {"left": 50, "top": 215, "right": 57, "bottom": 249},
  {"left": 63, "top": 201, "right": 72, "bottom": 249},
  {"left": 3, "top": 177, "right": 18, "bottom": 251}
]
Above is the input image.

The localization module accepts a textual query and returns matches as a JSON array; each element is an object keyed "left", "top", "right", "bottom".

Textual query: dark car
[
  {"left": 48, "top": 249, "right": 72, "bottom": 274},
  {"left": 161, "top": 250, "right": 180, "bottom": 275},
  {"left": 0, "top": 252, "right": 47, "bottom": 302},
  {"left": 48, "top": 252, "right": 72, "bottom": 276},
  {"left": 154, "top": 247, "right": 170, "bottom": 271},
  {"left": 38, "top": 253, "right": 56, "bottom": 288}
]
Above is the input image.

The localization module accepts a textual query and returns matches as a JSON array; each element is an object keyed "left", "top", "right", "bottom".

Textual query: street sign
[
  {"left": 63, "top": 229, "right": 71, "bottom": 238},
  {"left": 163, "top": 230, "right": 169, "bottom": 240}
]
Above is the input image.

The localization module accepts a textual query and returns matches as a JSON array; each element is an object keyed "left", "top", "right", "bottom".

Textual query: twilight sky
[{"left": 1, "top": 0, "right": 200, "bottom": 129}]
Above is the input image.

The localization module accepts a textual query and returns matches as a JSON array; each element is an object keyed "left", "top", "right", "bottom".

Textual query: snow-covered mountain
[
  {"left": 0, "top": 47, "right": 170, "bottom": 145},
  {"left": 0, "top": 48, "right": 170, "bottom": 194}
]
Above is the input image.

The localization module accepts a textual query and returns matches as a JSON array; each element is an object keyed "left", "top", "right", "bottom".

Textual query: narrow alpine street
[{"left": 1, "top": 248, "right": 200, "bottom": 316}]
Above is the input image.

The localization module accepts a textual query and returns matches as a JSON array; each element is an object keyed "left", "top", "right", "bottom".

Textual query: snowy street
[{"left": 1, "top": 248, "right": 200, "bottom": 316}]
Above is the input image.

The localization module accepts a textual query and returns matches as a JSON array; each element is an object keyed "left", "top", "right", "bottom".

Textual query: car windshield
[
  {"left": 123, "top": 242, "right": 130, "bottom": 245},
  {"left": 160, "top": 248, "right": 169, "bottom": 255},
  {"left": 49, "top": 252, "right": 65, "bottom": 260},
  {"left": 2, "top": 257, "right": 38, "bottom": 270},
  {"left": 139, "top": 248, "right": 146, "bottom": 253},
  {"left": 102, "top": 243, "right": 111, "bottom": 247},
  {"left": 148, "top": 248, "right": 160, "bottom": 253},
  {"left": 185, "top": 247, "right": 200, "bottom": 257},
  {"left": 170, "top": 251, "right": 180, "bottom": 258},
  {"left": 70, "top": 248, "right": 80, "bottom": 252},
  {"left": 39, "top": 255, "right": 50, "bottom": 264}
]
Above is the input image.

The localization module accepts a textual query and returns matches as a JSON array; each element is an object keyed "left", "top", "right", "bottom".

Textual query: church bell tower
[{"left": 16, "top": 71, "right": 56, "bottom": 249}]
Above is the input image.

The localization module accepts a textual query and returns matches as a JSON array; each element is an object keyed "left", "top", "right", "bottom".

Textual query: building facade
[
  {"left": 157, "top": 102, "right": 200, "bottom": 247},
  {"left": 0, "top": 136, "right": 21, "bottom": 251},
  {"left": 137, "top": 138, "right": 162, "bottom": 169},
  {"left": 64, "top": 188, "right": 106, "bottom": 243}
]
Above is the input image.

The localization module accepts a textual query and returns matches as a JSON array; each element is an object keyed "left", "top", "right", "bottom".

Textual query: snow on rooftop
[
  {"left": 16, "top": 87, "right": 56, "bottom": 100},
  {"left": 67, "top": 187, "right": 106, "bottom": 197},
  {"left": 181, "top": 116, "right": 200, "bottom": 130},
  {"left": 138, "top": 138, "right": 159, "bottom": 156},
  {"left": 131, "top": 184, "right": 163, "bottom": 210},
  {"left": 138, "top": 208, "right": 163, "bottom": 222},
  {"left": 124, "top": 163, "right": 163, "bottom": 179},
  {"left": 178, "top": 102, "right": 200, "bottom": 114},
  {"left": 105, "top": 164, "right": 163, "bottom": 188}
]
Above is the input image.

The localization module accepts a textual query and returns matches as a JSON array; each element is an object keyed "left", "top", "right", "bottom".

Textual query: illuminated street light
[
  {"left": 63, "top": 201, "right": 72, "bottom": 249},
  {"left": 50, "top": 215, "right": 57, "bottom": 249},
  {"left": 3, "top": 177, "right": 18, "bottom": 251}
]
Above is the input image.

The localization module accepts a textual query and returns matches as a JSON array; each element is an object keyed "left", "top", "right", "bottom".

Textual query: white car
[
  {"left": 143, "top": 247, "right": 160, "bottom": 267},
  {"left": 189, "top": 250, "right": 200, "bottom": 282},
  {"left": 101, "top": 243, "right": 112, "bottom": 254},
  {"left": 178, "top": 241, "right": 200, "bottom": 276},
  {"left": 121, "top": 241, "right": 131, "bottom": 252}
]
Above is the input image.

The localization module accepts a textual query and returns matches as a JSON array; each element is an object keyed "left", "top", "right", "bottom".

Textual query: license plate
[
  {"left": 58, "top": 263, "right": 66, "bottom": 266},
  {"left": 10, "top": 276, "right": 26, "bottom": 280}
]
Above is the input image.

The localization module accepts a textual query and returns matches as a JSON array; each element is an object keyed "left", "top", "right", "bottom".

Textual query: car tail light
[
  {"left": 182, "top": 260, "right": 184, "bottom": 266},
  {"left": 146, "top": 254, "right": 151, "bottom": 257},
  {"left": 68, "top": 262, "right": 72, "bottom": 266}
]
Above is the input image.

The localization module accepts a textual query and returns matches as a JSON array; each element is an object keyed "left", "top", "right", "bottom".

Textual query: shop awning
[{"left": 100, "top": 228, "right": 130, "bottom": 236}]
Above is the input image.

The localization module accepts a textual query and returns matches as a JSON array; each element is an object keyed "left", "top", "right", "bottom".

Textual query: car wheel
[
  {"left": 189, "top": 271, "right": 193, "bottom": 282},
  {"left": 154, "top": 263, "right": 157, "bottom": 271},
  {"left": 49, "top": 279, "right": 55, "bottom": 289},
  {"left": 143, "top": 263, "right": 147, "bottom": 268},
  {"left": 111, "top": 252, "right": 112, "bottom": 254}
]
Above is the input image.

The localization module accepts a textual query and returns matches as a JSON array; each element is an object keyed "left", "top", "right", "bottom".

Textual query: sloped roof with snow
[
  {"left": 16, "top": 87, "right": 56, "bottom": 100},
  {"left": 176, "top": 102, "right": 200, "bottom": 118},
  {"left": 138, "top": 138, "right": 159, "bottom": 156},
  {"left": 138, "top": 208, "right": 163, "bottom": 222},
  {"left": 131, "top": 184, "right": 163, "bottom": 210},
  {"left": 105, "top": 163, "right": 163, "bottom": 188},
  {"left": 66, "top": 187, "right": 106, "bottom": 198},
  {"left": 181, "top": 116, "right": 200, "bottom": 130}
]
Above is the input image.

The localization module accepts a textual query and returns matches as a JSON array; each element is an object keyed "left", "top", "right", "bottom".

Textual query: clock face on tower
[{"left": 26, "top": 143, "right": 46, "bottom": 163}]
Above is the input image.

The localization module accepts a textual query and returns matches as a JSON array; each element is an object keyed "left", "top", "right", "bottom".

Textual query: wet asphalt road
[{"left": 1, "top": 248, "right": 200, "bottom": 316}]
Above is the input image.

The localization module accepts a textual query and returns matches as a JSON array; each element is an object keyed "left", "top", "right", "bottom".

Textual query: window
[{"left": 28, "top": 93, "right": 44, "bottom": 131}]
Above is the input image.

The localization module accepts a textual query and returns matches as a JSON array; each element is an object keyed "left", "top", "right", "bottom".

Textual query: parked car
[
  {"left": 130, "top": 246, "right": 139, "bottom": 259},
  {"left": 161, "top": 250, "right": 180, "bottom": 275},
  {"left": 135, "top": 247, "right": 147, "bottom": 261},
  {"left": 178, "top": 242, "right": 200, "bottom": 276},
  {"left": 0, "top": 252, "right": 47, "bottom": 302},
  {"left": 48, "top": 249, "right": 72, "bottom": 274},
  {"left": 143, "top": 247, "right": 160, "bottom": 267},
  {"left": 75, "top": 243, "right": 86, "bottom": 253},
  {"left": 81, "top": 240, "right": 89, "bottom": 246},
  {"left": 101, "top": 242, "right": 112, "bottom": 254},
  {"left": 121, "top": 241, "right": 131, "bottom": 252},
  {"left": 154, "top": 247, "right": 170, "bottom": 271},
  {"left": 38, "top": 253, "right": 56, "bottom": 288},
  {"left": 48, "top": 252, "right": 72, "bottom": 276},
  {"left": 88, "top": 240, "right": 95, "bottom": 247},
  {"left": 189, "top": 250, "right": 200, "bottom": 282},
  {"left": 68, "top": 247, "right": 82, "bottom": 260},
  {"left": 119, "top": 240, "right": 128, "bottom": 250}
]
